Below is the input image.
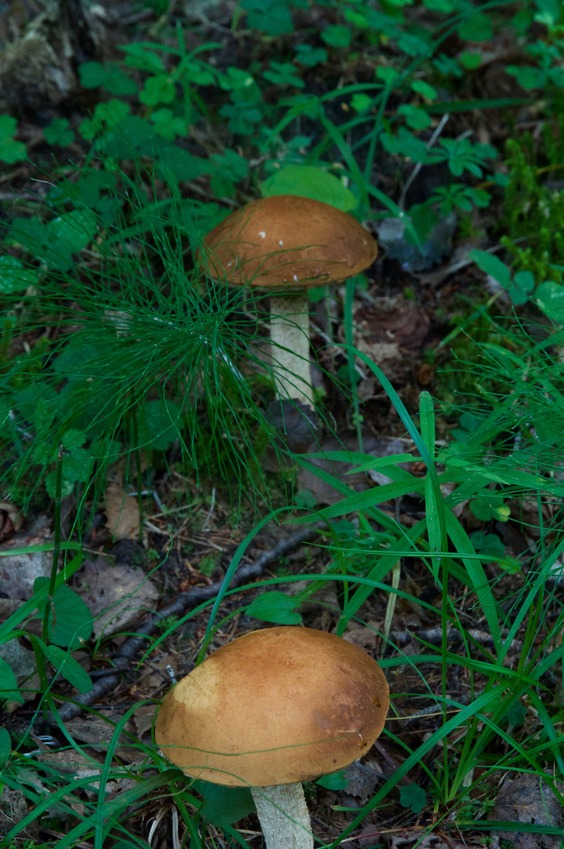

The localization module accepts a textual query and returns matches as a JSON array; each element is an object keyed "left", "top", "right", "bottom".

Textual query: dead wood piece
[{"left": 0, "top": 0, "right": 107, "bottom": 115}]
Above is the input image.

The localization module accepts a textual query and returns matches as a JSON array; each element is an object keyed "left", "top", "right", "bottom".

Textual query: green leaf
[
  {"left": 9, "top": 210, "right": 97, "bottom": 271},
  {"left": 63, "top": 446, "right": 94, "bottom": 484},
  {"left": 241, "top": 0, "right": 294, "bottom": 35},
  {"left": 469, "top": 493, "right": 510, "bottom": 522},
  {"left": 246, "top": 591, "right": 303, "bottom": 625},
  {"left": 150, "top": 108, "right": 187, "bottom": 140},
  {"left": 194, "top": 782, "right": 255, "bottom": 826},
  {"left": 457, "top": 12, "right": 493, "bottom": 41},
  {"left": 381, "top": 126, "right": 433, "bottom": 163},
  {"left": 61, "top": 429, "right": 87, "bottom": 451},
  {"left": 78, "top": 99, "right": 131, "bottom": 142},
  {"left": 139, "top": 399, "right": 182, "bottom": 451},
  {"left": 469, "top": 531, "right": 506, "bottom": 559},
  {"left": 260, "top": 165, "right": 357, "bottom": 211},
  {"left": 79, "top": 61, "right": 137, "bottom": 95},
  {"left": 397, "top": 31, "right": 430, "bottom": 56},
  {"left": 44, "top": 118, "right": 75, "bottom": 147},
  {"left": 506, "top": 64, "right": 546, "bottom": 90},
  {"left": 410, "top": 80, "right": 437, "bottom": 100},
  {"left": 0, "top": 256, "right": 38, "bottom": 294},
  {"left": 470, "top": 250, "right": 512, "bottom": 289},
  {"left": 317, "top": 770, "right": 348, "bottom": 790},
  {"left": 350, "top": 93, "right": 373, "bottom": 113},
  {"left": 0, "top": 727, "right": 11, "bottom": 766},
  {"left": 294, "top": 43, "right": 328, "bottom": 67},
  {"left": 140, "top": 74, "right": 176, "bottom": 106},
  {"left": 322, "top": 25, "right": 352, "bottom": 48},
  {"left": 510, "top": 270, "right": 535, "bottom": 305},
  {"left": 398, "top": 103, "right": 432, "bottom": 130},
  {"left": 35, "top": 578, "right": 93, "bottom": 649},
  {"left": 120, "top": 44, "right": 166, "bottom": 73},
  {"left": 399, "top": 783, "right": 427, "bottom": 813},
  {"left": 44, "top": 644, "right": 93, "bottom": 693},
  {"left": 535, "top": 281, "right": 564, "bottom": 324},
  {"left": 0, "top": 657, "right": 23, "bottom": 703},
  {"left": 0, "top": 114, "right": 27, "bottom": 164}
]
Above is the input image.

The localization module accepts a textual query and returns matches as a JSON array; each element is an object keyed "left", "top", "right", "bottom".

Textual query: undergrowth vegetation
[{"left": 1, "top": 0, "right": 564, "bottom": 847}]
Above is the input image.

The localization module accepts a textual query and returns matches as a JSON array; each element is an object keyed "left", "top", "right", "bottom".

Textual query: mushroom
[
  {"left": 155, "top": 626, "right": 389, "bottom": 849},
  {"left": 201, "top": 195, "right": 378, "bottom": 410}
]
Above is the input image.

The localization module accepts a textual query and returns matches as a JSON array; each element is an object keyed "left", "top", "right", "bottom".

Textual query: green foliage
[
  {"left": 194, "top": 781, "right": 255, "bottom": 826},
  {"left": 400, "top": 783, "right": 427, "bottom": 813},
  {"left": 245, "top": 590, "right": 303, "bottom": 624},
  {"left": 260, "top": 164, "right": 357, "bottom": 210},
  {"left": 2, "top": 1, "right": 564, "bottom": 846},
  {"left": 240, "top": 0, "right": 297, "bottom": 35},
  {"left": 0, "top": 548, "right": 92, "bottom": 703},
  {"left": 0, "top": 114, "right": 27, "bottom": 164},
  {"left": 499, "top": 133, "right": 564, "bottom": 284}
]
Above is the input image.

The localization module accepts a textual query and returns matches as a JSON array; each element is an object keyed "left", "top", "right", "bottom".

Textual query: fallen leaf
[
  {"left": 74, "top": 557, "right": 158, "bottom": 638},
  {"left": 489, "top": 773, "right": 563, "bottom": 849},
  {"left": 104, "top": 482, "right": 140, "bottom": 540}
]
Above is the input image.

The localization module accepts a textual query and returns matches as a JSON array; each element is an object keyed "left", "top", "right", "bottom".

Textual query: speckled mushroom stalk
[
  {"left": 155, "top": 627, "right": 389, "bottom": 849},
  {"left": 201, "top": 195, "right": 378, "bottom": 411},
  {"left": 251, "top": 783, "right": 313, "bottom": 849},
  {"left": 269, "top": 290, "right": 313, "bottom": 407}
]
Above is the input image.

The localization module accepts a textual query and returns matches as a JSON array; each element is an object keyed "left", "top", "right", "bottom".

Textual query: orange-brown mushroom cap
[
  {"left": 201, "top": 195, "right": 378, "bottom": 290},
  {"left": 155, "top": 626, "right": 389, "bottom": 787}
]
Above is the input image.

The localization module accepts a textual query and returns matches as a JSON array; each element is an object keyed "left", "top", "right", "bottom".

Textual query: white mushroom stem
[
  {"left": 251, "top": 783, "right": 314, "bottom": 849},
  {"left": 270, "top": 293, "right": 314, "bottom": 409}
]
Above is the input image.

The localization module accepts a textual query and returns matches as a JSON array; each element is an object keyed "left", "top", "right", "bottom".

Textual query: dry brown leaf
[
  {"left": 104, "top": 482, "right": 140, "bottom": 540},
  {"left": 74, "top": 557, "right": 158, "bottom": 638},
  {"left": 489, "top": 773, "right": 563, "bottom": 849}
]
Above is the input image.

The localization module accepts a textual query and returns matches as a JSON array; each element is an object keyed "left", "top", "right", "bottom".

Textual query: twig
[
  {"left": 56, "top": 522, "right": 322, "bottom": 722},
  {"left": 389, "top": 626, "right": 522, "bottom": 651}
]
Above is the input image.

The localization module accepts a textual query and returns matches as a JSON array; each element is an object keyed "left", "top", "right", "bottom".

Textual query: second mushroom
[
  {"left": 155, "top": 626, "right": 389, "bottom": 849},
  {"left": 201, "top": 195, "right": 378, "bottom": 411}
]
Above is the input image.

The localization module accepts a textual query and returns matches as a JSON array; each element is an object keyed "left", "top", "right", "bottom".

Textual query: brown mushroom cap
[
  {"left": 201, "top": 195, "right": 378, "bottom": 290},
  {"left": 155, "top": 626, "right": 389, "bottom": 787}
]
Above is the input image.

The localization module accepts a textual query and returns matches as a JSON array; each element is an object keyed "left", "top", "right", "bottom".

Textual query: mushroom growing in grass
[
  {"left": 155, "top": 626, "right": 389, "bottom": 849},
  {"left": 201, "top": 195, "right": 378, "bottom": 410}
]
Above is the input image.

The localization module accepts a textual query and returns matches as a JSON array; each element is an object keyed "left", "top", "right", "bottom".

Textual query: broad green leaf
[
  {"left": 0, "top": 114, "right": 27, "bottom": 163},
  {"left": 35, "top": 578, "right": 93, "bottom": 649},
  {"left": 400, "top": 783, "right": 427, "bottom": 813},
  {"left": 62, "top": 429, "right": 87, "bottom": 451},
  {"left": 470, "top": 250, "right": 511, "bottom": 289},
  {"left": 45, "top": 645, "right": 93, "bottom": 693},
  {"left": 139, "top": 399, "right": 181, "bottom": 450},
  {"left": 260, "top": 165, "right": 357, "bottom": 211},
  {"left": 0, "top": 657, "right": 23, "bottom": 703},
  {"left": 246, "top": 591, "right": 303, "bottom": 625},
  {"left": 411, "top": 80, "right": 437, "bottom": 100},
  {"left": 0, "top": 256, "right": 38, "bottom": 294},
  {"left": 44, "top": 118, "right": 75, "bottom": 147},
  {"left": 194, "top": 782, "right": 254, "bottom": 826},
  {"left": 79, "top": 61, "right": 137, "bottom": 95},
  {"left": 506, "top": 64, "right": 546, "bottom": 90},
  {"left": 536, "top": 281, "right": 564, "bottom": 324},
  {"left": 322, "top": 25, "right": 352, "bottom": 48},
  {"left": 457, "top": 12, "right": 493, "bottom": 41},
  {"left": 120, "top": 44, "right": 166, "bottom": 73},
  {"left": 241, "top": 0, "right": 294, "bottom": 35},
  {"left": 0, "top": 728, "right": 10, "bottom": 765},
  {"left": 398, "top": 103, "right": 432, "bottom": 130},
  {"left": 510, "top": 270, "right": 535, "bottom": 305},
  {"left": 317, "top": 770, "right": 348, "bottom": 790},
  {"left": 62, "top": 446, "right": 94, "bottom": 484}
]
